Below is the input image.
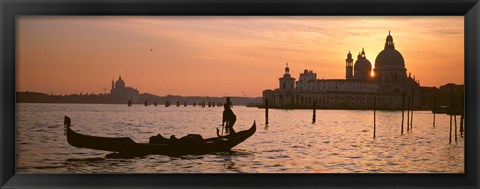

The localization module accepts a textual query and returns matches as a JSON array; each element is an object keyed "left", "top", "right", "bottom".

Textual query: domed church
[
  {"left": 264, "top": 31, "right": 421, "bottom": 109},
  {"left": 351, "top": 48, "right": 373, "bottom": 81},
  {"left": 374, "top": 31, "right": 418, "bottom": 95},
  {"left": 110, "top": 75, "right": 140, "bottom": 103}
]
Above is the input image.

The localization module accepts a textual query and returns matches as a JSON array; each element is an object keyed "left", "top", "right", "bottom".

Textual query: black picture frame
[{"left": 1, "top": 0, "right": 479, "bottom": 188}]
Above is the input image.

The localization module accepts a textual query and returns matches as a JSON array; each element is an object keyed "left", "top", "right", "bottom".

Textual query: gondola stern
[
  {"left": 64, "top": 116, "right": 72, "bottom": 139},
  {"left": 64, "top": 116, "right": 71, "bottom": 127},
  {"left": 250, "top": 120, "right": 256, "bottom": 132}
]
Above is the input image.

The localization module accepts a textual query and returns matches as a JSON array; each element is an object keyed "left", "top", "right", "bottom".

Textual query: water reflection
[{"left": 63, "top": 150, "right": 255, "bottom": 173}]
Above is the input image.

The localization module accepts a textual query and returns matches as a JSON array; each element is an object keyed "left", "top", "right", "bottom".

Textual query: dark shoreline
[{"left": 16, "top": 91, "right": 262, "bottom": 106}]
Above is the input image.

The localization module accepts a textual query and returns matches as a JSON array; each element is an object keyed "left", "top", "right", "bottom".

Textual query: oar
[
  {"left": 221, "top": 124, "right": 225, "bottom": 136},
  {"left": 216, "top": 124, "right": 225, "bottom": 137}
]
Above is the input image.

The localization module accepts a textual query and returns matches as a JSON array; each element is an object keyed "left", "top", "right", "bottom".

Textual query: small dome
[
  {"left": 115, "top": 76, "right": 125, "bottom": 88},
  {"left": 354, "top": 58, "right": 372, "bottom": 72},
  {"left": 375, "top": 48, "right": 405, "bottom": 68}
]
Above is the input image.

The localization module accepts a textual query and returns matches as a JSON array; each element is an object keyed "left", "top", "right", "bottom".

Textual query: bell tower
[
  {"left": 279, "top": 63, "right": 295, "bottom": 90},
  {"left": 346, "top": 51, "right": 353, "bottom": 80}
]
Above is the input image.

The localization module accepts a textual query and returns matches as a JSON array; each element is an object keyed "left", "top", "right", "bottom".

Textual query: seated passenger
[
  {"left": 178, "top": 134, "right": 204, "bottom": 143},
  {"left": 149, "top": 134, "right": 169, "bottom": 144}
]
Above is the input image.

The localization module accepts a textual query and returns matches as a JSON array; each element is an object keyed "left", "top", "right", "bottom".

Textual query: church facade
[
  {"left": 263, "top": 32, "right": 420, "bottom": 110},
  {"left": 110, "top": 76, "right": 141, "bottom": 103}
]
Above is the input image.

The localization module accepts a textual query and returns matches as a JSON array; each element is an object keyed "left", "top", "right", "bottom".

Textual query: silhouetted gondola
[{"left": 64, "top": 116, "right": 256, "bottom": 156}]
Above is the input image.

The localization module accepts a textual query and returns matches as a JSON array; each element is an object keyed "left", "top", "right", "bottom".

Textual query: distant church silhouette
[
  {"left": 110, "top": 75, "right": 140, "bottom": 103},
  {"left": 263, "top": 31, "right": 421, "bottom": 109}
]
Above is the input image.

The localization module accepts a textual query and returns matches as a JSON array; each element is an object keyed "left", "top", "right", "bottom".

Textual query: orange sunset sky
[{"left": 17, "top": 16, "right": 464, "bottom": 97}]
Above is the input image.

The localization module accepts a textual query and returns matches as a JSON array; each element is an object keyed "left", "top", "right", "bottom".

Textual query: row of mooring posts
[
  {"left": 263, "top": 87, "right": 463, "bottom": 143},
  {"left": 405, "top": 91, "right": 414, "bottom": 132},
  {"left": 447, "top": 86, "right": 464, "bottom": 143},
  {"left": 430, "top": 86, "right": 464, "bottom": 143},
  {"left": 133, "top": 100, "right": 224, "bottom": 108},
  {"left": 375, "top": 87, "right": 464, "bottom": 142},
  {"left": 399, "top": 90, "right": 415, "bottom": 135},
  {"left": 263, "top": 98, "right": 318, "bottom": 126},
  {"left": 373, "top": 90, "right": 417, "bottom": 139}
]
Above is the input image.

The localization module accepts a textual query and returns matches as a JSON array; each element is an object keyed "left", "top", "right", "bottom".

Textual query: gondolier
[{"left": 222, "top": 101, "right": 236, "bottom": 134}]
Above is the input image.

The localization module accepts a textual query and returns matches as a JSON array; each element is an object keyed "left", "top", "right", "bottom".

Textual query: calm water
[{"left": 16, "top": 103, "right": 464, "bottom": 173}]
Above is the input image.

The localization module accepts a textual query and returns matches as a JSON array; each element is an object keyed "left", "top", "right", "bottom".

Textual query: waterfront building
[
  {"left": 263, "top": 32, "right": 420, "bottom": 110},
  {"left": 110, "top": 75, "right": 140, "bottom": 103}
]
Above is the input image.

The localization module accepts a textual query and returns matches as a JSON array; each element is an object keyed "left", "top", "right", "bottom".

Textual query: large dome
[
  {"left": 375, "top": 31, "right": 405, "bottom": 69},
  {"left": 375, "top": 48, "right": 405, "bottom": 68}
]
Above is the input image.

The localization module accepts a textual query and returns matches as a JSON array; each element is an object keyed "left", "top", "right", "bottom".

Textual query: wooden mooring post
[
  {"left": 154, "top": 101, "right": 157, "bottom": 106},
  {"left": 128, "top": 99, "right": 132, "bottom": 107},
  {"left": 460, "top": 113, "right": 464, "bottom": 137},
  {"left": 453, "top": 87, "right": 457, "bottom": 143},
  {"left": 410, "top": 89, "right": 414, "bottom": 130},
  {"left": 460, "top": 89, "right": 464, "bottom": 137},
  {"left": 449, "top": 115, "right": 452, "bottom": 144},
  {"left": 449, "top": 86, "right": 453, "bottom": 144},
  {"left": 454, "top": 115, "right": 458, "bottom": 143},
  {"left": 265, "top": 99, "right": 269, "bottom": 125},
  {"left": 144, "top": 100, "right": 148, "bottom": 106},
  {"left": 401, "top": 92, "right": 405, "bottom": 134},
  {"left": 407, "top": 95, "right": 411, "bottom": 131},
  {"left": 184, "top": 101, "right": 187, "bottom": 107},
  {"left": 433, "top": 95, "right": 437, "bottom": 127},
  {"left": 373, "top": 96, "right": 376, "bottom": 139},
  {"left": 312, "top": 100, "right": 317, "bottom": 124}
]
